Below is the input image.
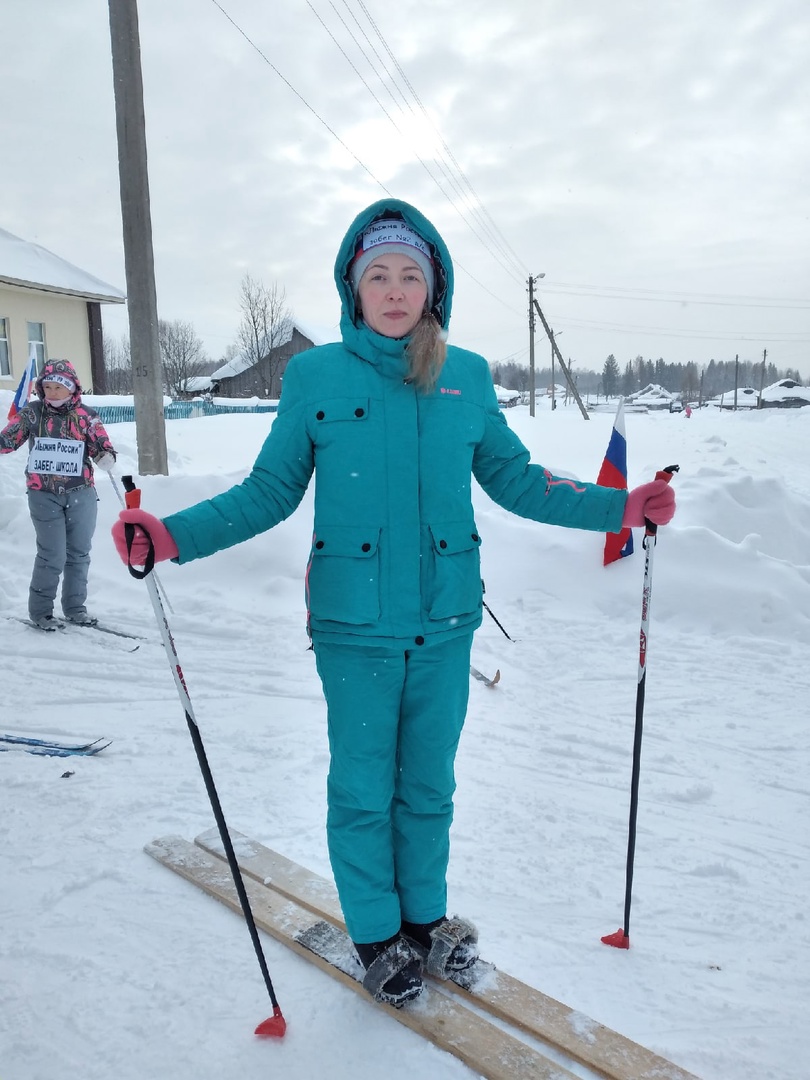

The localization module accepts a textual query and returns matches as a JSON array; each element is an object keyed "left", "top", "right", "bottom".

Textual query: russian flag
[
  {"left": 7, "top": 346, "right": 38, "bottom": 422},
  {"left": 597, "top": 400, "right": 634, "bottom": 565}
]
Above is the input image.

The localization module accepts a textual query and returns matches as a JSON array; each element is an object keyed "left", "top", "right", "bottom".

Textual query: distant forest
[{"left": 490, "top": 354, "right": 805, "bottom": 401}]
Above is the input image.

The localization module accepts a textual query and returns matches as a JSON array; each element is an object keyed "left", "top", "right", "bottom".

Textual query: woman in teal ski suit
[{"left": 113, "top": 199, "right": 674, "bottom": 1006}]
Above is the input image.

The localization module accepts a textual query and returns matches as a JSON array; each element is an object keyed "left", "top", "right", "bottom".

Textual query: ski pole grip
[
  {"left": 655, "top": 464, "right": 680, "bottom": 484},
  {"left": 122, "top": 474, "right": 141, "bottom": 510},
  {"left": 645, "top": 464, "right": 679, "bottom": 536},
  {"left": 120, "top": 475, "right": 155, "bottom": 580}
]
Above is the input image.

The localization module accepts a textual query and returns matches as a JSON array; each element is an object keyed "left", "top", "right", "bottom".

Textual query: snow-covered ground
[{"left": 1, "top": 397, "right": 808, "bottom": 1080}]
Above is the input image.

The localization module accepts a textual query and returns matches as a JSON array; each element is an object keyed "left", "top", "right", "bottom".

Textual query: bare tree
[
  {"left": 237, "top": 274, "right": 292, "bottom": 397},
  {"left": 159, "top": 319, "right": 209, "bottom": 398},
  {"left": 103, "top": 334, "right": 133, "bottom": 395},
  {"left": 219, "top": 342, "right": 239, "bottom": 366}
]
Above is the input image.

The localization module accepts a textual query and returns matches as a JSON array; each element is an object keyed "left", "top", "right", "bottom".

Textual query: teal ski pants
[{"left": 313, "top": 633, "right": 473, "bottom": 944}]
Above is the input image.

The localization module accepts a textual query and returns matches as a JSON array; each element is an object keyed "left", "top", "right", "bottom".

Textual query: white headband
[
  {"left": 43, "top": 374, "right": 76, "bottom": 392},
  {"left": 359, "top": 220, "right": 432, "bottom": 259},
  {"left": 350, "top": 219, "right": 435, "bottom": 305}
]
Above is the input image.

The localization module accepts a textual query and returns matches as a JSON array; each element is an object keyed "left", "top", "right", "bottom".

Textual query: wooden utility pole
[
  {"left": 758, "top": 348, "right": 767, "bottom": 409},
  {"left": 527, "top": 275, "right": 537, "bottom": 417},
  {"left": 733, "top": 354, "right": 739, "bottom": 411},
  {"left": 532, "top": 299, "right": 589, "bottom": 420},
  {"left": 108, "top": 0, "right": 168, "bottom": 474},
  {"left": 549, "top": 329, "right": 557, "bottom": 410}
]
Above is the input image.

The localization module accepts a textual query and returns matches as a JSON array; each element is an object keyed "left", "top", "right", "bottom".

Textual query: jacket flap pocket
[
  {"left": 312, "top": 525, "right": 380, "bottom": 558},
  {"left": 429, "top": 522, "right": 482, "bottom": 556},
  {"left": 312, "top": 398, "right": 370, "bottom": 423}
]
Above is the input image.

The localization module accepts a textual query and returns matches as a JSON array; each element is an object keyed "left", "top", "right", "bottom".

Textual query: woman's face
[{"left": 357, "top": 253, "right": 428, "bottom": 338}]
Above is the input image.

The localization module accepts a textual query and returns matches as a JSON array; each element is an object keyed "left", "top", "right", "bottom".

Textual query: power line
[
  {"left": 209, "top": 0, "right": 524, "bottom": 316},
  {"left": 343, "top": 0, "right": 529, "bottom": 280},
  {"left": 540, "top": 280, "right": 810, "bottom": 310},
  {"left": 547, "top": 316, "right": 809, "bottom": 344},
  {"left": 210, "top": 0, "right": 808, "bottom": 360},
  {"left": 209, "top": 0, "right": 393, "bottom": 196},
  {"left": 313, "top": 0, "right": 527, "bottom": 285},
  {"left": 305, "top": 1, "right": 524, "bottom": 285}
]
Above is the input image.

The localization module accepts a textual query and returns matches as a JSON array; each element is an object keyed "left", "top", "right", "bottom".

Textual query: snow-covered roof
[
  {"left": 183, "top": 376, "right": 214, "bottom": 393},
  {"left": 209, "top": 319, "right": 338, "bottom": 381},
  {"left": 0, "top": 227, "right": 125, "bottom": 303},
  {"left": 704, "top": 381, "right": 809, "bottom": 408},
  {"left": 210, "top": 351, "right": 255, "bottom": 381},
  {"left": 293, "top": 318, "right": 340, "bottom": 347},
  {"left": 627, "top": 383, "right": 674, "bottom": 405},
  {"left": 761, "top": 379, "right": 810, "bottom": 405},
  {"left": 493, "top": 383, "right": 520, "bottom": 403},
  {"left": 706, "top": 386, "right": 760, "bottom": 408}
]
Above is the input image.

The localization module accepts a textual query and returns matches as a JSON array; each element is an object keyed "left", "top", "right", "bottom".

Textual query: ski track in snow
[{"left": 1, "top": 404, "right": 809, "bottom": 1080}]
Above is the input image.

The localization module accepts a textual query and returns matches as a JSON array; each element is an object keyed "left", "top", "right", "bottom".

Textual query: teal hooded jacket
[{"left": 164, "top": 200, "right": 626, "bottom": 646}]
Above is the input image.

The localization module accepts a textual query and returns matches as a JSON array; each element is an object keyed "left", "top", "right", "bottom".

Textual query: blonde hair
[{"left": 405, "top": 312, "right": 446, "bottom": 392}]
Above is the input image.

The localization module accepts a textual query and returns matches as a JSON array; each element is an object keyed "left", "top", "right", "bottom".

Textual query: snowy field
[{"left": 1, "top": 397, "right": 808, "bottom": 1080}]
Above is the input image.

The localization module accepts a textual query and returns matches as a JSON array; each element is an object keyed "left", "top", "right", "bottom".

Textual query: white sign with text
[{"left": 28, "top": 437, "right": 84, "bottom": 477}]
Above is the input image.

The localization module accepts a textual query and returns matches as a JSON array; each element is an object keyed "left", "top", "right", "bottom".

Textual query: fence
[{"left": 92, "top": 401, "right": 279, "bottom": 424}]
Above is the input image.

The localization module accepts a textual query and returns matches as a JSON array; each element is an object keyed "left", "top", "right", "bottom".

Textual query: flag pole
[
  {"left": 597, "top": 400, "right": 634, "bottom": 566},
  {"left": 6, "top": 344, "right": 38, "bottom": 422}
]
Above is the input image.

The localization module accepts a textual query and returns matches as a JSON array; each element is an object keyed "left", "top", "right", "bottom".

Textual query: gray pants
[{"left": 28, "top": 486, "right": 99, "bottom": 621}]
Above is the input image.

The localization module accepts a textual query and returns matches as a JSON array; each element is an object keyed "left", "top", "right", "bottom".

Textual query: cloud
[{"left": 2, "top": 0, "right": 808, "bottom": 374}]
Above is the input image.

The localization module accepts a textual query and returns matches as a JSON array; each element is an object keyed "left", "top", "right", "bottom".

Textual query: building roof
[
  {"left": 627, "top": 382, "right": 675, "bottom": 405},
  {"left": 706, "top": 386, "right": 761, "bottom": 408},
  {"left": 209, "top": 320, "right": 339, "bottom": 381},
  {"left": 760, "top": 379, "right": 810, "bottom": 405},
  {"left": 494, "top": 384, "right": 520, "bottom": 402},
  {"left": 0, "top": 227, "right": 125, "bottom": 303}
]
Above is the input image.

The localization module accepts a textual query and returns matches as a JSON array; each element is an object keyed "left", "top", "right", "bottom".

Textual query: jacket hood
[
  {"left": 334, "top": 199, "right": 454, "bottom": 334},
  {"left": 36, "top": 358, "right": 83, "bottom": 402}
]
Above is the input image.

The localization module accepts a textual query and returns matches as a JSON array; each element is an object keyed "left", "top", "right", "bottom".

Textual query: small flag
[
  {"left": 7, "top": 345, "right": 38, "bottom": 422},
  {"left": 597, "top": 400, "right": 634, "bottom": 565}
]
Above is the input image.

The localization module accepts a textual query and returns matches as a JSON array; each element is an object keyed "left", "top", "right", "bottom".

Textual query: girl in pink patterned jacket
[{"left": 0, "top": 358, "right": 117, "bottom": 630}]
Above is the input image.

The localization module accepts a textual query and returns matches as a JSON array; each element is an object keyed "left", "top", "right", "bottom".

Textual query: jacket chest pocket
[
  {"left": 312, "top": 397, "right": 369, "bottom": 436},
  {"left": 426, "top": 522, "right": 482, "bottom": 621},
  {"left": 307, "top": 525, "right": 381, "bottom": 626}
]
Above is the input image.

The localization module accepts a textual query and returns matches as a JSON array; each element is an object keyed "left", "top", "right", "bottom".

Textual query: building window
[
  {"left": 27, "top": 321, "right": 46, "bottom": 373},
  {"left": 0, "top": 317, "right": 10, "bottom": 377}
]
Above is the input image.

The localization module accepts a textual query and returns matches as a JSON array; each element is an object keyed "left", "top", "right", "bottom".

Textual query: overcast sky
[{"left": 3, "top": 0, "right": 809, "bottom": 379}]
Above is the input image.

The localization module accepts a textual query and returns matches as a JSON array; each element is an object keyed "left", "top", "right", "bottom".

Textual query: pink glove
[
  {"left": 111, "top": 509, "right": 179, "bottom": 567},
  {"left": 622, "top": 479, "right": 676, "bottom": 528}
]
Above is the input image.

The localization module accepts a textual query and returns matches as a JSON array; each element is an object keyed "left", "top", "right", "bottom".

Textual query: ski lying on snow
[
  {"left": 470, "top": 664, "right": 500, "bottom": 687},
  {"left": 0, "top": 732, "right": 108, "bottom": 751},
  {"left": 146, "top": 835, "right": 581, "bottom": 1080},
  {"left": 0, "top": 733, "right": 111, "bottom": 757},
  {"left": 194, "top": 828, "right": 701, "bottom": 1080},
  {"left": 68, "top": 621, "right": 146, "bottom": 641},
  {"left": 6, "top": 616, "right": 141, "bottom": 651}
]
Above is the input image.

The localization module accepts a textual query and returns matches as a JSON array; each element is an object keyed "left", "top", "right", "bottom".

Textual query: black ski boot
[
  {"left": 401, "top": 916, "right": 479, "bottom": 978},
  {"left": 353, "top": 933, "right": 424, "bottom": 1007}
]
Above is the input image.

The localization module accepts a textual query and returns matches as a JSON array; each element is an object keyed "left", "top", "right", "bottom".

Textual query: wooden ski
[
  {"left": 470, "top": 664, "right": 501, "bottom": 687},
  {"left": 194, "top": 828, "right": 701, "bottom": 1080},
  {"left": 146, "top": 834, "right": 580, "bottom": 1080}
]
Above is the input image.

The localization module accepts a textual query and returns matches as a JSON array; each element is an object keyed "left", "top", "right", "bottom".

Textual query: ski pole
[
  {"left": 107, "top": 471, "right": 174, "bottom": 614},
  {"left": 483, "top": 601, "right": 515, "bottom": 642},
  {"left": 120, "top": 475, "right": 286, "bottom": 1037},
  {"left": 481, "top": 579, "right": 515, "bottom": 642},
  {"left": 602, "top": 464, "right": 679, "bottom": 950}
]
